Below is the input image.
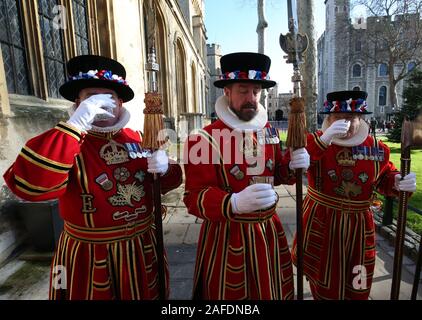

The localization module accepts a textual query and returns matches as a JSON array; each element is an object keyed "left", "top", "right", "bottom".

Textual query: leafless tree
[
  {"left": 257, "top": 0, "right": 268, "bottom": 54},
  {"left": 297, "top": 0, "right": 318, "bottom": 131},
  {"left": 256, "top": 0, "right": 268, "bottom": 106},
  {"left": 352, "top": 0, "right": 422, "bottom": 109}
]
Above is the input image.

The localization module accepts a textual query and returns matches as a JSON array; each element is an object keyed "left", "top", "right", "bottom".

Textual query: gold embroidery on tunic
[{"left": 108, "top": 182, "right": 145, "bottom": 207}]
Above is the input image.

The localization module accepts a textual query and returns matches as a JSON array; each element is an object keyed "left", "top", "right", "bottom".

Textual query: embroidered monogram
[{"left": 81, "top": 194, "right": 96, "bottom": 213}]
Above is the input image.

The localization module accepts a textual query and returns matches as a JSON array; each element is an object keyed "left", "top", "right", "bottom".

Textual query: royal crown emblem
[
  {"left": 100, "top": 141, "right": 129, "bottom": 165},
  {"left": 336, "top": 148, "right": 356, "bottom": 166}
]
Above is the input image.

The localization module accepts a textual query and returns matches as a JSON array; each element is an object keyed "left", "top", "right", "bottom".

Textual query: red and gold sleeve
[
  {"left": 374, "top": 141, "right": 400, "bottom": 197},
  {"left": 3, "top": 122, "right": 82, "bottom": 201},
  {"left": 306, "top": 131, "right": 330, "bottom": 161},
  {"left": 183, "top": 134, "right": 234, "bottom": 222},
  {"left": 160, "top": 161, "right": 183, "bottom": 195},
  {"left": 274, "top": 143, "right": 296, "bottom": 185}
]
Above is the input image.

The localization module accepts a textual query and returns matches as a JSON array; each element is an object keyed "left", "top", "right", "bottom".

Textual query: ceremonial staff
[
  {"left": 391, "top": 115, "right": 422, "bottom": 300},
  {"left": 142, "top": 1, "right": 167, "bottom": 300},
  {"left": 280, "top": 0, "right": 308, "bottom": 300},
  {"left": 412, "top": 231, "right": 422, "bottom": 300}
]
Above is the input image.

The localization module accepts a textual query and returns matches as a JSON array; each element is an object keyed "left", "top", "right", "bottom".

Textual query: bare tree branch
[{"left": 351, "top": 0, "right": 422, "bottom": 109}]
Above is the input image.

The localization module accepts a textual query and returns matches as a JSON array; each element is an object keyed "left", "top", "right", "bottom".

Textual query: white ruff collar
[
  {"left": 215, "top": 95, "right": 267, "bottom": 131},
  {"left": 322, "top": 118, "right": 369, "bottom": 147},
  {"left": 90, "top": 107, "right": 130, "bottom": 133}
]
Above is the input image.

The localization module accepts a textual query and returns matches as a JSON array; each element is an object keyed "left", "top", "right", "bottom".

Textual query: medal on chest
[
  {"left": 229, "top": 165, "right": 245, "bottom": 180},
  {"left": 327, "top": 169, "right": 338, "bottom": 182},
  {"left": 352, "top": 146, "right": 385, "bottom": 162},
  {"left": 124, "top": 143, "right": 152, "bottom": 159},
  {"left": 95, "top": 173, "right": 113, "bottom": 191},
  {"left": 240, "top": 133, "right": 263, "bottom": 159},
  {"left": 259, "top": 127, "right": 280, "bottom": 145}
]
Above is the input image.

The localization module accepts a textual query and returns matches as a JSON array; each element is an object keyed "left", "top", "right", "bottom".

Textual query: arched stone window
[
  {"left": 191, "top": 62, "right": 197, "bottom": 113},
  {"left": 378, "top": 86, "right": 387, "bottom": 106},
  {"left": 175, "top": 38, "right": 187, "bottom": 113},
  {"left": 379, "top": 63, "right": 388, "bottom": 77},
  {"left": 408, "top": 61, "right": 416, "bottom": 73},
  {"left": 355, "top": 39, "right": 361, "bottom": 52},
  {"left": 352, "top": 63, "right": 362, "bottom": 77}
]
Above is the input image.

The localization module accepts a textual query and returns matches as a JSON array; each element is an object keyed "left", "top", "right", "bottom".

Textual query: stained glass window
[
  {"left": 38, "top": 0, "right": 66, "bottom": 98},
  {"left": 0, "top": 0, "right": 31, "bottom": 95},
  {"left": 72, "top": 0, "right": 89, "bottom": 55}
]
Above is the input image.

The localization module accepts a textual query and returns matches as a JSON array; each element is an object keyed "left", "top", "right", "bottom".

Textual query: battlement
[{"left": 207, "top": 43, "right": 221, "bottom": 56}]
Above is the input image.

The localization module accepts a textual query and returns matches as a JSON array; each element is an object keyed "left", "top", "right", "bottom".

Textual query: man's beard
[{"left": 230, "top": 103, "right": 258, "bottom": 121}]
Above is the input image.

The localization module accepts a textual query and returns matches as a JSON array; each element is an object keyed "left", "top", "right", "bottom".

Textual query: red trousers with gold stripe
[
  {"left": 49, "top": 215, "right": 168, "bottom": 300},
  {"left": 193, "top": 213, "right": 295, "bottom": 300},
  {"left": 292, "top": 188, "right": 376, "bottom": 300}
]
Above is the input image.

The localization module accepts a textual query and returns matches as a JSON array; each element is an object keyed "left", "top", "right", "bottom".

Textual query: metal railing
[
  {"left": 382, "top": 196, "right": 422, "bottom": 226},
  {"left": 381, "top": 195, "right": 422, "bottom": 299},
  {"left": 268, "top": 120, "right": 288, "bottom": 131}
]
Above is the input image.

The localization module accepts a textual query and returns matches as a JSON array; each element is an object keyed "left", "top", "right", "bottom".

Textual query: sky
[{"left": 204, "top": 0, "right": 327, "bottom": 93}]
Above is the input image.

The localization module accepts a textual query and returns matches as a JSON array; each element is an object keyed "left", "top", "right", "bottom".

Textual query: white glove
[
  {"left": 289, "top": 148, "right": 310, "bottom": 171},
  {"left": 147, "top": 150, "right": 169, "bottom": 175},
  {"left": 230, "top": 183, "right": 277, "bottom": 214},
  {"left": 394, "top": 172, "right": 417, "bottom": 192},
  {"left": 320, "top": 119, "right": 351, "bottom": 145},
  {"left": 67, "top": 94, "right": 116, "bottom": 132}
]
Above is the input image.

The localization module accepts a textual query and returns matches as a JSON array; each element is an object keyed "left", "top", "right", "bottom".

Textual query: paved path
[{"left": 0, "top": 183, "right": 421, "bottom": 300}]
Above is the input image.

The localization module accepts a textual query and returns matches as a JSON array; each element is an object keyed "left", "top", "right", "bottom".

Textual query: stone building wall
[{"left": 0, "top": 0, "right": 208, "bottom": 265}]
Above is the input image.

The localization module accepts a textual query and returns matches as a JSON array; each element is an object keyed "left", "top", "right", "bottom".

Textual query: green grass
[
  {"left": 378, "top": 139, "right": 422, "bottom": 234},
  {"left": 278, "top": 130, "right": 288, "bottom": 143},
  {"left": 278, "top": 131, "right": 422, "bottom": 234}
]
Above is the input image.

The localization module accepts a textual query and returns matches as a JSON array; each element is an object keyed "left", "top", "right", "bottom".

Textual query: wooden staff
[
  {"left": 391, "top": 115, "right": 422, "bottom": 299},
  {"left": 143, "top": 46, "right": 167, "bottom": 300},
  {"left": 411, "top": 235, "right": 422, "bottom": 300},
  {"left": 143, "top": 1, "right": 167, "bottom": 300},
  {"left": 280, "top": 0, "right": 308, "bottom": 300}
]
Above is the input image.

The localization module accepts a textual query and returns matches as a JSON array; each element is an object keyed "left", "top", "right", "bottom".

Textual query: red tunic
[
  {"left": 183, "top": 119, "right": 295, "bottom": 300},
  {"left": 292, "top": 131, "right": 399, "bottom": 300},
  {"left": 3, "top": 122, "right": 182, "bottom": 300}
]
